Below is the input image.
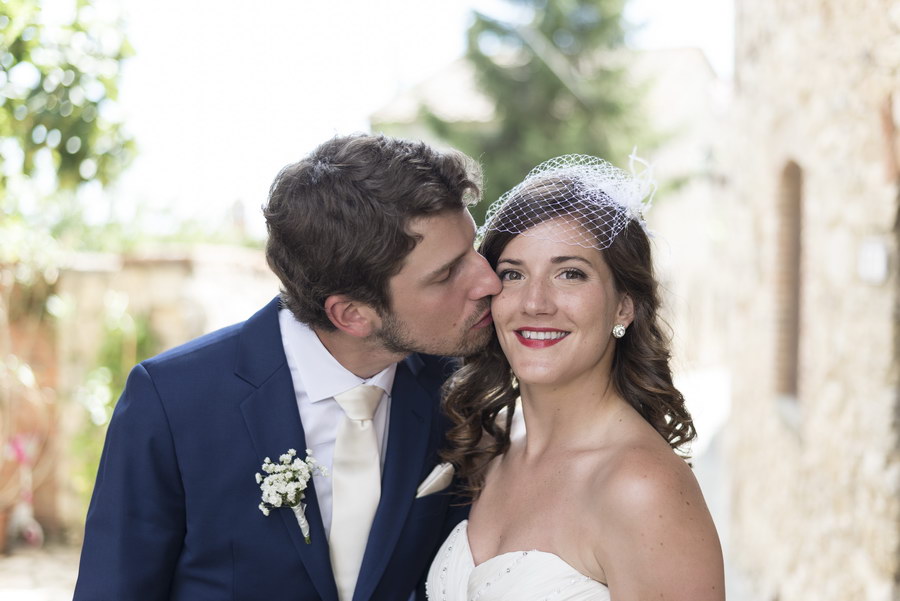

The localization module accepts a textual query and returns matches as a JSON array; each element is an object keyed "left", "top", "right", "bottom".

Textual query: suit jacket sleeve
[{"left": 74, "top": 363, "right": 186, "bottom": 601}]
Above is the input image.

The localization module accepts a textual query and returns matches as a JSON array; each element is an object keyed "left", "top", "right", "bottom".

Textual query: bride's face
[{"left": 490, "top": 219, "right": 633, "bottom": 388}]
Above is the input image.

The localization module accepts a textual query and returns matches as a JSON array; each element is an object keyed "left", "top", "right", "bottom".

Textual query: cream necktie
[{"left": 330, "top": 384, "right": 383, "bottom": 601}]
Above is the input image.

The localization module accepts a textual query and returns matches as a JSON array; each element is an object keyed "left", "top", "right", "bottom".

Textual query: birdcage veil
[{"left": 478, "top": 151, "right": 656, "bottom": 250}]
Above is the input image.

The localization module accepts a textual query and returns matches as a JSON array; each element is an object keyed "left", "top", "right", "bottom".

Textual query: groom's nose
[{"left": 468, "top": 252, "right": 502, "bottom": 299}]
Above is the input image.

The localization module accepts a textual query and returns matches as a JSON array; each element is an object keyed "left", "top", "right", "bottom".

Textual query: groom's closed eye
[
  {"left": 434, "top": 270, "right": 452, "bottom": 283},
  {"left": 426, "top": 254, "right": 465, "bottom": 285}
]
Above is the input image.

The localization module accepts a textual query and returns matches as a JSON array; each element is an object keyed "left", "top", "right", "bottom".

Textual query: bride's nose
[{"left": 522, "top": 278, "right": 555, "bottom": 315}]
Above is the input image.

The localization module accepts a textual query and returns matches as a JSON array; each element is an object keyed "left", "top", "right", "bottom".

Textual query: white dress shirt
[{"left": 278, "top": 309, "right": 396, "bottom": 535}]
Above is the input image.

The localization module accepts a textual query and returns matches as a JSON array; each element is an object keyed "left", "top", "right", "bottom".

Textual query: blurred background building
[
  {"left": 2, "top": 0, "right": 899, "bottom": 599},
  {"left": 722, "top": 1, "right": 900, "bottom": 599}
]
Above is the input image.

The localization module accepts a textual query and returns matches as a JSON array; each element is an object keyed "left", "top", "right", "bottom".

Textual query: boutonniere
[{"left": 256, "top": 448, "right": 327, "bottom": 543}]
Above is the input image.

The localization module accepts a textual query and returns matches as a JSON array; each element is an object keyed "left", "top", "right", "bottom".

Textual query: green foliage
[
  {"left": 70, "top": 297, "right": 157, "bottom": 515},
  {"left": 0, "top": 0, "right": 135, "bottom": 200},
  {"left": 425, "top": 0, "right": 646, "bottom": 223}
]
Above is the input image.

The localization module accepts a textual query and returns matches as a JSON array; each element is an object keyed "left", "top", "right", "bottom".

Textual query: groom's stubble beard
[{"left": 373, "top": 300, "right": 494, "bottom": 357}]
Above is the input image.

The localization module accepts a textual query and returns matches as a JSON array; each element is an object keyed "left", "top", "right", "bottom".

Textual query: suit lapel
[
  {"left": 236, "top": 299, "right": 339, "bottom": 601},
  {"left": 352, "top": 355, "right": 436, "bottom": 601}
]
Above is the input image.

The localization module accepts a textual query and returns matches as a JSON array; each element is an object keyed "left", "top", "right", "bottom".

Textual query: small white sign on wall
[{"left": 857, "top": 237, "right": 890, "bottom": 285}]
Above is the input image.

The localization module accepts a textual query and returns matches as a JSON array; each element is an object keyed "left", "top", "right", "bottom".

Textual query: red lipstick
[{"left": 514, "top": 327, "right": 569, "bottom": 348}]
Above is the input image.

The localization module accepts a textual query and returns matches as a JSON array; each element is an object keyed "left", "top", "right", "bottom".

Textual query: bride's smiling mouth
[{"left": 513, "top": 328, "right": 570, "bottom": 348}]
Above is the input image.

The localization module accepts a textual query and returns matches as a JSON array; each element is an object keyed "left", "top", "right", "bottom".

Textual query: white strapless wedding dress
[{"left": 426, "top": 520, "right": 611, "bottom": 601}]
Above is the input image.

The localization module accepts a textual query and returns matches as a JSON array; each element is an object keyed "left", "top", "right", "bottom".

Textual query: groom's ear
[{"left": 324, "top": 295, "right": 380, "bottom": 338}]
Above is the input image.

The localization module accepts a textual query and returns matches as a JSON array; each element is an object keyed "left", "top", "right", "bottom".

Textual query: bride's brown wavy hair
[{"left": 441, "top": 178, "right": 696, "bottom": 498}]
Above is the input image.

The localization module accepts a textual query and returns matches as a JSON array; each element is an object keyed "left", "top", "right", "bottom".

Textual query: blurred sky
[{"left": 94, "top": 0, "right": 734, "bottom": 237}]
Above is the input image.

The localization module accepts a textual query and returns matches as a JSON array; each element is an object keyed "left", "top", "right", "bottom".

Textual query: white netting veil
[{"left": 478, "top": 153, "right": 656, "bottom": 250}]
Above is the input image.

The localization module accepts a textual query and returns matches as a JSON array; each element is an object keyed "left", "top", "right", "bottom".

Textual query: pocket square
[{"left": 415, "top": 462, "right": 455, "bottom": 498}]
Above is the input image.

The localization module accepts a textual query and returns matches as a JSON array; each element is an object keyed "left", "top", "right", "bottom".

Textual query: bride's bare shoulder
[
  {"left": 587, "top": 438, "right": 724, "bottom": 600},
  {"left": 595, "top": 435, "right": 696, "bottom": 500}
]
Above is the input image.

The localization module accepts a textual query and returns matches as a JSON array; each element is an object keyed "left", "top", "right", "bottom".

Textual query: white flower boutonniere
[{"left": 256, "top": 448, "right": 328, "bottom": 544}]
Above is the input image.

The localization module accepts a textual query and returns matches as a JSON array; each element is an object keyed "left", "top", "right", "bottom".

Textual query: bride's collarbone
[
  {"left": 470, "top": 469, "right": 593, "bottom": 551},
  {"left": 467, "top": 444, "right": 619, "bottom": 561}
]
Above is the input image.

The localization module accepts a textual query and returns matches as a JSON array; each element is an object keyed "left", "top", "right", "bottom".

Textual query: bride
[{"left": 426, "top": 156, "right": 725, "bottom": 600}]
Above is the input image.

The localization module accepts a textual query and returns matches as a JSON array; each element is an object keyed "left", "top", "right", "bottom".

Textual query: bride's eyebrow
[
  {"left": 496, "top": 256, "right": 593, "bottom": 267},
  {"left": 550, "top": 256, "right": 592, "bottom": 265}
]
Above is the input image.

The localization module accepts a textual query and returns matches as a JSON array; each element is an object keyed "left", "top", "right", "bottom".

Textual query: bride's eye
[
  {"left": 498, "top": 269, "right": 523, "bottom": 281},
  {"left": 560, "top": 268, "right": 586, "bottom": 280}
]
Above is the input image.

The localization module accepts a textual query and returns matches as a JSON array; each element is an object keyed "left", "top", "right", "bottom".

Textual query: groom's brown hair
[{"left": 264, "top": 133, "right": 481, "bottom": 330}]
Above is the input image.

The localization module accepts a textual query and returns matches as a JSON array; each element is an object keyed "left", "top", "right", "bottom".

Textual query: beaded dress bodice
[{"left": 426, "top": 520, "right": 611, "bottom": 601}]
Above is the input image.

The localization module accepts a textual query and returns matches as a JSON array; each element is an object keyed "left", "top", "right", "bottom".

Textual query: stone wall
[
  {"left": 725, "top": 1, "right": 900, "bottom": 599},
  {"left": 55, "top": 246, "right": 280, "bottom": 399}
]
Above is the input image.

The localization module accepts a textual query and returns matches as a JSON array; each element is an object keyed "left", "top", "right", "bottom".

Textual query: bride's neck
[{"left": 516, "top": 375, "right": 624, "bottom": 458}]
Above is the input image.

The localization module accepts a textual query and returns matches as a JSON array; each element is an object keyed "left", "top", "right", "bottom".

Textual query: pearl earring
[{"left": 612, "top": 324, "right": 627, "bottom": 338}]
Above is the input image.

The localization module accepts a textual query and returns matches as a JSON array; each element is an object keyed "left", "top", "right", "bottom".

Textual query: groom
[{"left": 73, "top": 134, "right": 501, "bottom": 601}]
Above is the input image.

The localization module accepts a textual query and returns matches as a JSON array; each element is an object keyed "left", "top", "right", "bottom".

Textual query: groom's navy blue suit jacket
[{"left": 74, "top": 298, "right": 466, "bottom": 601}]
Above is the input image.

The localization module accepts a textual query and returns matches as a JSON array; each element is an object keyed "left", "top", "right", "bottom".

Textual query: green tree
[
  {"left": 425, "top": 0, "right": 644, "bottom": 222},
  {"left": 1, "top": 0, "right": 134, "bottom": 233},
  {"left": 1, "top": 0, "right": 136, "bottom": 300}
]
